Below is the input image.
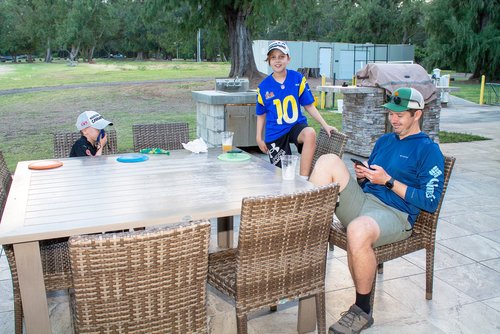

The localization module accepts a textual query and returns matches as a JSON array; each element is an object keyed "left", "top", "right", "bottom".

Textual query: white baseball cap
[
  {"left": 267, "top": 41, "right": 290, "bottom": 55},
  {"left": 76, "top": 111, "right": 113, "bottom": 131}
]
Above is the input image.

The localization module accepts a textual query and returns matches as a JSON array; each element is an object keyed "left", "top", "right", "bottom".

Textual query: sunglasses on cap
[{"left": 385, "top": 95, "right": 422, "bottom": 108}]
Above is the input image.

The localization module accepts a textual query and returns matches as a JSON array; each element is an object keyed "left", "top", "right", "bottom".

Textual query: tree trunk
[
  {"left": 224, "top": 6, "right": 265, "bottom": 84},
  {"left": 70, "top": 44, "right": 80, "bottom": 62},
  {"left": 136, "top": 51, "right": 144, "bottom": 61},
  {"left": 45, "top": 38, "right": 52, "bottom": 63},
  {"left": 88, "top": 45, "right": 95, "bottom": 63}
]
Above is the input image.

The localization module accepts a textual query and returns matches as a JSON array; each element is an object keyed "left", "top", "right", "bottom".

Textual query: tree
[
  {"left": 424, "top": 0, "right": 500, "bottom": 80},
  {"left": 0, "top": 0, "right": 38, "bottom": 61},
  {"left": 155, "top": 0, "right": 286, "bottom": 82},
  {"left": 332, "top": 0, "right": 425, "bottom": 45}
]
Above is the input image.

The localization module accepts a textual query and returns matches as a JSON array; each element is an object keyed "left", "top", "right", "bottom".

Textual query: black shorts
[{"left": 266, "top": 123, "right": 308, "bottom": 167}]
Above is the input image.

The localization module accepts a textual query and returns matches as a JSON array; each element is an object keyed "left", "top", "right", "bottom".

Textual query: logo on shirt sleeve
[{"left": 426, "top": 166, "right": 442, "bottom": 201}]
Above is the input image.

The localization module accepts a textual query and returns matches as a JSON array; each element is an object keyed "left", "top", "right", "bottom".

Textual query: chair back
[
  {"left": 133, "top": 123, "right": 189, "bottom": 151},
  {"left": 310, "top": 129, "right": 348, "bottom": 174},
  {"left": 0, "top": 151, "right": 12, "bottom": 218},
  {"left": 412, "top": 155, "right": 456, "bottom": 235},
  {"left": 235, "top": 184, "right": 339, "bottom": 312},
  {"left": 69, "top": 220, "right": 210, "bottom": 334},
  {"left": 53, "top": 130, "right": 118, "bottom": 158}
]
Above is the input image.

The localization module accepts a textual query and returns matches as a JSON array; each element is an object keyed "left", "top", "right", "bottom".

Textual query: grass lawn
[
  {"left": 0, "top": 59, "right": 231, "bottom": 90},
  {"left": 0, "top": 62, "right": 490, "bottom": 172}
]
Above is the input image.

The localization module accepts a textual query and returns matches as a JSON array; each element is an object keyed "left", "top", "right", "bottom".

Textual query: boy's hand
[
  {"left": 323, "top": 125, "right": 338, "bottom": 137},
  {"left": 100, "top": 133, "right": 108, "bottom": 148},
  {"left": 256, "top": 139, "right": 268, "bottom": 153}
]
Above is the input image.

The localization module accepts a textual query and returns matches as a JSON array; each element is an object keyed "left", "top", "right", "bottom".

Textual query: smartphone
[
  {"left": 351, "top": 158, "right": 374, "bottom": 170},
  {"left": 96, "top": 129, "right": 105, "bottom": 143}
]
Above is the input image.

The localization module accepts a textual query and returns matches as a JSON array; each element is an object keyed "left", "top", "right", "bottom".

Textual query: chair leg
[
  {"left": 426, "top": 247, "right": 435, "bottom": 300},
  {"left": 369, "top": 268, "right": 377, "bottom": 311},
  {"left": 13, "top": 294, "right": 23, "bottom": 334},
  {"left": 329, "top": 241, "right": 334, "bottom": 251},
  {"left": 315, "top": 292, "right": 327, "bottom": 334},
  {"left": 236, "top": 312, "right": 248, "bottom": 334},
  {"left": 377, "top": 262, "right": 384, "bottom": 274},
  {"left": 270, "top": 305, "right": 277, "bottom": 312}
]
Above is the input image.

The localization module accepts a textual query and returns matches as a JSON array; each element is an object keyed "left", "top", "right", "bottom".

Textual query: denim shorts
[{"left": 336, "top": 177, "right": 413, "bottom": 247}]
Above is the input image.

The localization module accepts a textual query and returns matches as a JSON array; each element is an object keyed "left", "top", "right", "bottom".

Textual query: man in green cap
[{"left": 309, "top": 87, "right": 445, "bottom": 334}]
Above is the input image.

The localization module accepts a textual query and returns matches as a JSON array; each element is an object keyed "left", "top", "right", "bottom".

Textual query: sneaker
[{"left": 329, "top": 304, "right": 374, "bottom": 334}]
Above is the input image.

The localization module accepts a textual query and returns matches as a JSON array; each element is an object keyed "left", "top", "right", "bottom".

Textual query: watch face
[{"left": 385, "top": 178, "right": 394, "bottom": 189}]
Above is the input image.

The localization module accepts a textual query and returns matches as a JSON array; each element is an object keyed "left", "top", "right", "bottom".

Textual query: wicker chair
[
  {"left": 310, "top": 128, "right": 348, "bottom": 175},
  {"left": 3, "top": 240, "right": 73, "bottom": 334},
  {"left": 1, "top": 152, "right": 73, "bottom": 334},
  {"left": 0, "top": 150, "right": 12, "bottom": 217},
  {"left": 53, "top": 130, "right": 118, "bottom": 158},
  {"left": 132, "top": 122, "right": 189, "bottom": 151},
  {"left": 69, "top": 220, "right": 211, "bottom": 334},
  {"left": 329, "top": 155, "right": 456, "bottom": 307},
  {"left": 208, "top": 184, "right": 340, "bottom": 334}
]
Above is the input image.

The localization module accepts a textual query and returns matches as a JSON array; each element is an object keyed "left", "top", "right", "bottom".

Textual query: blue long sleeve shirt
[{"left": 363, "top": 132, "right": 445, "bottom": 226}]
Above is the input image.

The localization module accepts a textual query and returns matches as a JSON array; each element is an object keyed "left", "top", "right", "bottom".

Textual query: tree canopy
[{"left": 0, "top": 0, "right": 498, "bottom": 80}]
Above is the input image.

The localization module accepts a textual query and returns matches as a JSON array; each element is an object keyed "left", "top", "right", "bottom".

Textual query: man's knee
[
  {"left": 315, "top": 153, "right": 341, "bottom": 170},
  {"left": 346, "top": 216, "right": 380, "bottom": 249}
]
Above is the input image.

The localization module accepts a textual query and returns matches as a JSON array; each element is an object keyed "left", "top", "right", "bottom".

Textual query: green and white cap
[{"left": 383, "top": 87, "right": 424, "bottom": 112}]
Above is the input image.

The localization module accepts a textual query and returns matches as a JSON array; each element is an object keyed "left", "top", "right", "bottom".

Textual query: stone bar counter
[{"left": 317, "top": 85, "right": 446, "bottom": 157}]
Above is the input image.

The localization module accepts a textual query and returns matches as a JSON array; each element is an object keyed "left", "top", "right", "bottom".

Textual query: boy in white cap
[
  {"left": 70, "top": 111, "right": 113, "bottom": 157},
  {"left": 256, "top": 40, "right": 336, "bottom": 179},
  {"left": 309, "top": 87, "right": 445, "bottom": 334}
]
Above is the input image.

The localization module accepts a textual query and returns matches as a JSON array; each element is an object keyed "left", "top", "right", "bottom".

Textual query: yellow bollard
[
  {"left": 320, "top": 75, "right": 326, "bottom": 109},
  {"left": 479, "top": 75, "right": 485, "bottom": 105}
]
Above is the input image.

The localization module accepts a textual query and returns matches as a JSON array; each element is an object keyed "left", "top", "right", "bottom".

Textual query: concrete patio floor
[{"left": 1, "top": 96, "right": 499, "bottom": 333}]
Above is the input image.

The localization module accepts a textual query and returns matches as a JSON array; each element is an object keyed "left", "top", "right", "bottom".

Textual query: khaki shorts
[{"left": 336, "top": 177, "right": 413, "bottom": 247}]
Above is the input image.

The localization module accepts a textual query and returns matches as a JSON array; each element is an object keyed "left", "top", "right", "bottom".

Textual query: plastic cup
[
  {"left": 221, "top": 131, "right": 234, "bottom": 152},
  {"left": 280, "top": 155, "right": 299, "bottom": 180}
]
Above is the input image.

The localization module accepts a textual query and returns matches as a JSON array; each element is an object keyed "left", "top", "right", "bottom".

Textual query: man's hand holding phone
[{"left": 351, "top": 158, "right": 374, "bottom": 180}]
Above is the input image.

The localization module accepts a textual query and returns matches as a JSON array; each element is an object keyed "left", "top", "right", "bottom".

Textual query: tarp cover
[{"left": 356, "top": 63, "right": 437, "bottom": 102}]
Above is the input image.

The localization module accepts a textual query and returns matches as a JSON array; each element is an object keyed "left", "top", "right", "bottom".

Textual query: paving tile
[
  {"left": 435, "top": 262, "right": 500, "bottom": 300},
  {"left": 435, "top": 219, "right": 472, "bottom": 240},
  {"left": 423, "top": 301, "right": 500, "bottom": 333},
  {"left": 443, "top": 211, "right": 499, "bottom": 234},
  {"left": 364, "top": 318, "right": 447, "bottom": 334},
  {"left": 325, "top": 258, "right": 353, "bottom": 292},
  {"left": 439, "top": 234, "right": 500, "bottom": 262},
  {"left": 336, "top": 256, "right": 424, "bottom": 282},
  {"left": 0, "top": 279, "right": 13, "bottom": 312},
  {"left": 480, "top": 229, "right": 500, "bottom": 243},
  {"left": 0, "top": 255, "right": 12, "bottom": 281},
  {"left": 381, "top": 273, "right": 475, "bottom": 314},
  {"left": 481, "top": 258, "right": 500, "bottom": 272},
  {"left": 404, "top": 244, "right": 475, "bottom": 271},
  {"left": 482, "top": 296, "right": 500, "bottom": 312},
  {"left": 0, "top": 311, "right": 15, "bottom": 334}
]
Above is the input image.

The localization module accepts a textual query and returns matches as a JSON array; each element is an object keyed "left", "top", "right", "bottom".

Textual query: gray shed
[{"left": 253, "top": 40, "right": 415, "bottom": 80}]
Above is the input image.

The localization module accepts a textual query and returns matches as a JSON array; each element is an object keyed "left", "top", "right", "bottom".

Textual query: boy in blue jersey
[
  {"left": 309, "top": 87, "right": 444, "bottom": 334},
  {"left": 256, "top": 41, "right": 336, "bottom": 178}
]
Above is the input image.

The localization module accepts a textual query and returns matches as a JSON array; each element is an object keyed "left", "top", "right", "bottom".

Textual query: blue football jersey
[{"left": 256, "top": 70, "right": 314, "bottom": 142}]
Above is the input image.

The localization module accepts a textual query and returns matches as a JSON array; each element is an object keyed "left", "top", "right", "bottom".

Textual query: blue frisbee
[{"left": 117, "top": 153, "right": 149, "bottom": 163}]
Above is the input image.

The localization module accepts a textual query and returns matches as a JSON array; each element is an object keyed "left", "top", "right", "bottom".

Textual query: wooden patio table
[{"left": 0, "top": 149, "right": 319, "bottom": 333}]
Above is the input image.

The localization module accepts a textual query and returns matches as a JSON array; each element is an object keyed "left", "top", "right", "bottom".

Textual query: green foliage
[{"left": 424, "top": 0, "right": 500, "bottom": 80}]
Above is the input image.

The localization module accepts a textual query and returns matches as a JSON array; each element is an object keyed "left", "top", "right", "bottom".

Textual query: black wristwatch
[{"left": 385, "top": 177, "right": 395, "bottom": 189}]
